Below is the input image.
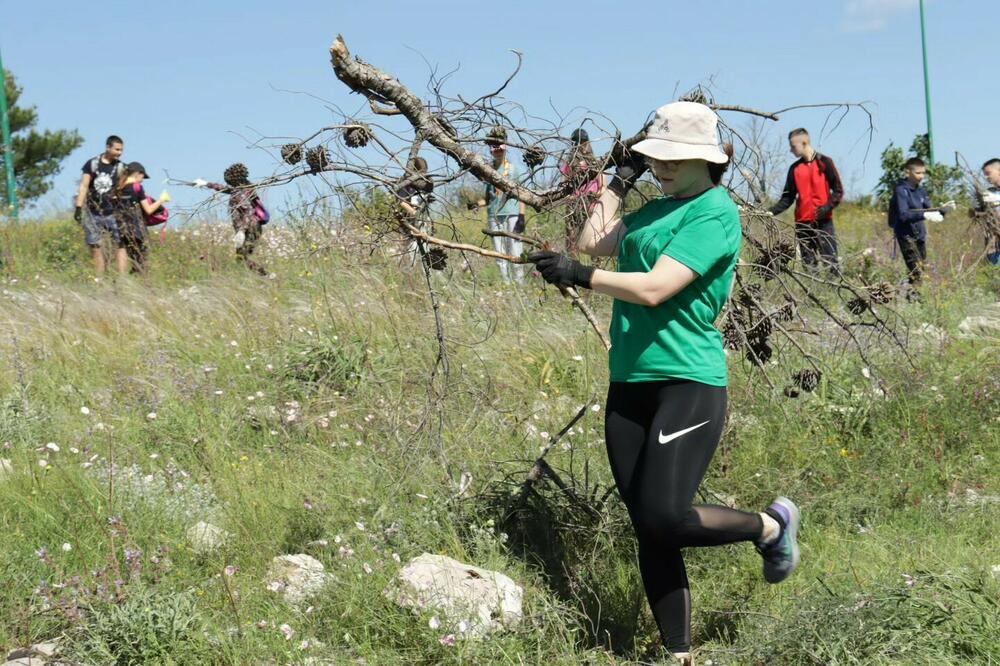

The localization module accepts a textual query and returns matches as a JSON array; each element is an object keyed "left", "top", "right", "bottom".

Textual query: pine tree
[{"left": 1, "top": 70, "right": 84, "bottom": 207}]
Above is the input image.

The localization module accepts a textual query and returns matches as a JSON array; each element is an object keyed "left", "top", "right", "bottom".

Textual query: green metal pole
[
  {"left": 0, "top": 47, "right": 18, "bottom": 219},
  {"left": 919, "top": 0, "right": 935, "bottom": 165}
]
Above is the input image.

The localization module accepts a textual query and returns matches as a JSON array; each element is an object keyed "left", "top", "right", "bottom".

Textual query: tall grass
[{"left": 0, "top": 207, "right": 997, "bottom": 664}]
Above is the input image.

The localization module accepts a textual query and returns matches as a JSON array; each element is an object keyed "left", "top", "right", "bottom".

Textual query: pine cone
[
  {"left": 721, "top": 319, "right": 743, "bottom": 350},
  {"left": 746, "top": 316, "right": 773, "bottom": 342},
  {"left": 746, "top": 339, "right": 772, "bottom": 366},
  {"left": 524, "top": 146, "right": 545, "bottom": 168},
  {"left": 223, "top": 163, "right": 250, "bottom": 187},
  {"left": 792, "top": 368, "right": 821, "bottom": 392},
  {"left": 281, "top": 144, "right": 303, "bottom": 165},
  {"left": 847, "top": 296, "right": 869, "bottom": 315},
  {"left": 343, "top": 124, "right": 372, "bottom": 149},
  {"left": 868, "top": 281, "right": 895, "bottom": 304},
  {"left": 773, "top": 299, "right": 796, "bottom": 323},
  {"left": 306, "top": 147, "right": 331, "bottom": 173},
  {"left": 754, "top": 241, "right": 795, "bottom": 281},
  {"left": 424, "top": 247, "right": 447, "bottom": 271}
]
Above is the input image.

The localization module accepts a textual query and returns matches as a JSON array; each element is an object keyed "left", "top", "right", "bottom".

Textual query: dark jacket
[{"left": 887, "top": 179, "right": 932, "bottom": 241}]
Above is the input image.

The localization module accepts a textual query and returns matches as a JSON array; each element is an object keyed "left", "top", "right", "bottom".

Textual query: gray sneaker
[{"left": 757, "top": 496, "right": 800, "bottom": 583}]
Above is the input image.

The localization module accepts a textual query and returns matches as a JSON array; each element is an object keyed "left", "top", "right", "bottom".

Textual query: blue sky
[{"left": 2, "top": 0, "right": 995, "bottom": 219}]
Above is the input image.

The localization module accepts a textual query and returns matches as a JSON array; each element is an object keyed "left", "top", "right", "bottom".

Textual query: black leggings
[{"left": 605, "top": 380, "right": 763, "bottom": 653}]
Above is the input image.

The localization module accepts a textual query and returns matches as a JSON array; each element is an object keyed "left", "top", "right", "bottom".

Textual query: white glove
[
  {"left": 923, "top": 211, "right": 944, "bottom": 223},
  {"left": 983, "top": 191, "right": 1000, "bottom": 205},
  {"left": 192, "top": 178, "right": 208, "bottom": 188},
  {"left": 939, "top": 200, "right": 956, "bottom": 214},
  {"left": 233, "top": 229, "right": 246, "bottom": 248}
]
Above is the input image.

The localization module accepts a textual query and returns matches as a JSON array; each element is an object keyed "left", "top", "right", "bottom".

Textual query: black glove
[
  {"left": 816, "top": 204, "right": 832, "bottom": 220},
  {"left": 607, "top": 146, "right": 649, "bottom": 198},
  {"left": 74, "top": 206, "right": 83, "bottom": 223},
  {"left": 527, "top": 250, "right": 594, "bottom": 289},
  {"left": 513, "top": 213, "right": 526, "bottom": 233}
]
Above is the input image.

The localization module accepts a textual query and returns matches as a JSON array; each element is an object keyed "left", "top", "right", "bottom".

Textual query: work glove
[
  {"left": 513, "top": 213, "right": 526, "bottom": 234},
  {"left": 233, "top": 229, "right": 246, "bottom": 248},
  {"left": 816, "top": 204, "right": 833, "bottom": 220},
  {"left": 73, "top": 206, "right": 83, "bottom": 224},
  {"left": 192, "top": 179, "right": 208, "bottom": 188},
  {"left": 923, "top": 211, "right": 944, "bottom": 223},
  {"left": 938, "top": 200, "right": 956, "bottom": 214},
  {"left": 527, "top": 250, "right": 594, "bottom": 289},
  {"left": 983, "top": 191, "right": 1000, "bottom": 205},
  {"left": 158, "top": 190, "right": 171, "bottom": 203},
  {"left": 607, "top": 147, "right": 649, "bottom": 198}
]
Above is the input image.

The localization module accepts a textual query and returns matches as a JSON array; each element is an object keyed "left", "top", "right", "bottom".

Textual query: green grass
[{"left": 0, "top": 206, "right": 998, "bottom": 664}]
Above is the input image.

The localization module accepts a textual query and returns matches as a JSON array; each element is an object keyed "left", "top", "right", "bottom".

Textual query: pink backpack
[{"left": 132, "top": 183, "right": 170, "bottom": 226}]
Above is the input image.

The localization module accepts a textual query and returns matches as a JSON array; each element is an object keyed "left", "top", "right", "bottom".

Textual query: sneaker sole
[{"left": 768, "top": 496, "right": 800, "bottom": 583}]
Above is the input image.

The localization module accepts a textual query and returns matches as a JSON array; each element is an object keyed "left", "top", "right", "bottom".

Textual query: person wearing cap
[
  {"left": 560, "top": 128, "right": 603, "bottom": 257},
  {"left": 528, "top": 102, "right": 800, "bottom": 664},
  {"left": 769, "top": 128, "right": 844, "bottom": 274},
  {"left": 473, "top": 130, "right": 527, "bottom": 284},
  {"left": 113, "top": 162, "right": 168, "bottom": 273}
]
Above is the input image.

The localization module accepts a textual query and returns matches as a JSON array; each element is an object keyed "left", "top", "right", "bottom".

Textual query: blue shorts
[{"left": 82, "top": 212, "right": 121, "bottom": 248}]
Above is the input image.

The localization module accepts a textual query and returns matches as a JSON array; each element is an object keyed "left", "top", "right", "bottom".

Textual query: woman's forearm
[
  {"left": 591, "top": 269, "right": 671, "bottom": 306},
  {"left": 577, "top": 176, "right": 623, "bottom": 256},
  {"left": 140, "top": 199, "right": 162, "bottom": 215},
  {"left": 590, "top": 256, "right": 697, "bottom": 307}
]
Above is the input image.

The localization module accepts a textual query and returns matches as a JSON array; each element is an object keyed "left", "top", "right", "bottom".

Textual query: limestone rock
[
  {"left": 386, "top": 553, "right": 523, "bottom": 637},
  {"left": 912, "top": 322, "right": 948, "bottom": 346},
  {"left": 958, "top": 307, "right": 1000, "bottom": 338},
  {"left": 266, "top": 554, "right": 333, "bottom": 607},
  {"left": 186, "top": 521, "right": 230, "bottom": 554}
]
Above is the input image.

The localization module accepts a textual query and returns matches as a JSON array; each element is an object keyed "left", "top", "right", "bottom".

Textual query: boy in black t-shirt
[{"left": 75, "top": 135, "right": 128, "bottom": 275}]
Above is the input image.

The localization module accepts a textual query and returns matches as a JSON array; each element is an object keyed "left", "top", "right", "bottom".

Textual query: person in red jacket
[{"left": 769, "top": 128, "right": 844, "bottom": 274}]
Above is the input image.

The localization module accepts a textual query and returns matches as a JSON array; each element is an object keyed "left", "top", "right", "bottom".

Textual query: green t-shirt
[{"left": 609, "top": 187, "right": 742, "bottom": 386}]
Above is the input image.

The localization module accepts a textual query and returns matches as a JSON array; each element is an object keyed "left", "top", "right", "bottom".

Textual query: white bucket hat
[{"left": 631, "top": 101, "right": 728, "bottom": 164}]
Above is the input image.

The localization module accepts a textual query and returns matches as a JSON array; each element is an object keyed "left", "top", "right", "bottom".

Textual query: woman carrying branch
[{"left": 528, "top": 102, "right": 800, "bottom": 665}]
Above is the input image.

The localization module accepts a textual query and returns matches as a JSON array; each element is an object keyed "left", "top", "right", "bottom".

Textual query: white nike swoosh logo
[{"left": 658, "top": 420, "right": 710, "bottom": 444}]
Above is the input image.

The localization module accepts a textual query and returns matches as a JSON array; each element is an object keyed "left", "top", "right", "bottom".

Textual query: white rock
[
  {"left": 957, "top": 314, "right": 1000, "bottom": 338},
  {"left": 266, "top": 554, "right": 333, "bottom": 607},
  {"left": 29, "top": 641, "right": 59, "bottom": 658},
  {"left": 962, "top": 488, "right": 1000, "bottom": 507},
  {"left": 3, "top": 658, "right": 46, "bottom": 666},
  {"left": 912, "top": 322, "right": 948, "bottom": 346},
  {"left": 186, "top": 521, "right": 230, "bottom": 554},
  {"left": 386, "top": 553, "right": 523, "bottom": 637}
]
